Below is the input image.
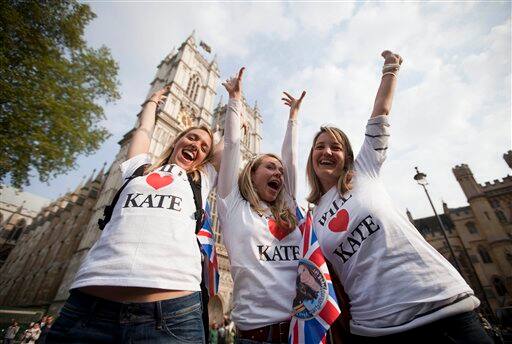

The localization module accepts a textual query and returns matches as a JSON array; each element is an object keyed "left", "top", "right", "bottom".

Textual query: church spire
[
  {"left": 95, "top": 162, "right": 107, "bottom": 183},
  {"left": 85, "top": 168, "right": 97, "bottom": 187},
  {"left": 185, "top": 30, "right": 196, "bottom": 46}
]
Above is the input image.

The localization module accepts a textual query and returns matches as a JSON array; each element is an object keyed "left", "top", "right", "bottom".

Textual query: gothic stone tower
[
  {"left": 50, "top": 33, "right": 220, "bottom": 312},
  {"left": 452, "top": 160, "right": 512, "bottom": 304}
]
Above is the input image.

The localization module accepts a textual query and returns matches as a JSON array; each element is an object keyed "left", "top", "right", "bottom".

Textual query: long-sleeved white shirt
[{"left": 216, "top": 98, "right": 301, "bottom": 330}]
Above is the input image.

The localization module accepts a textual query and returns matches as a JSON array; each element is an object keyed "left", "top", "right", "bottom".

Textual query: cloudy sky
[{"left": 25, "top": 1, "right": 511, "bottom": 218}]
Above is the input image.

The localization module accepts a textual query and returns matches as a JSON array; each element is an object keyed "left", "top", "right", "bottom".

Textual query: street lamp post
[
  {"left": 413, "top": 167, "right": 462, "bottom": 272},
  {"left": 412, "top": 166, "right": 496, "bottom": 322}
]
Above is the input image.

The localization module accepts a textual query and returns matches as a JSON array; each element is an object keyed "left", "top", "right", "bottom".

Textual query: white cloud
[
  {"left": 26, "top": 2, "right": 510, "bottom": 222},
  {"left": 289, "top": 2, "right": 355, "bottom": 34},
  {"left": 259, "top": 3, "right": 511, "bottom": 217}
]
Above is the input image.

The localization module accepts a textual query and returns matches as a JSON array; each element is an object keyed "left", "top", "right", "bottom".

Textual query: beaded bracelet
[{"left": 142, "top": 99, "right": 159, "bottom": 107}]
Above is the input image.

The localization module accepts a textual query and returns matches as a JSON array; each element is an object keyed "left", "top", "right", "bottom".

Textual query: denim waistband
[{"left": 66, "top": 289, "right": 201, "bottom": 324}]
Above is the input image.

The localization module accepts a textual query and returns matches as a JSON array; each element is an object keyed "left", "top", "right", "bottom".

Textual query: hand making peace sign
[{"left": 222, "top": 67, "right": 245, "bottom": 100}]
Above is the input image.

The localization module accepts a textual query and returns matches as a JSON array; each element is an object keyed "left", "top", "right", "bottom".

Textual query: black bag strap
[
  {"left": 98, "top": 163, "right": 149, "bottom": 230},
  {"left": 187, "top": 172, "right": 204, "bottom": 234},
  {"left": 187, "top": 172, "right": 210, "bottom": 343}
]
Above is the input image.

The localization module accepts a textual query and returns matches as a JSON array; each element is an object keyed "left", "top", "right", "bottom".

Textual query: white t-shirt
[
  {"left": 216, "top": 98, "right": 301, "bottom": 330},
  {"left": 313, "top": 116, "right": 477, "bottom": 336},
  {"left": 72, "top": 153, "right": 217, "bottom": 291}
]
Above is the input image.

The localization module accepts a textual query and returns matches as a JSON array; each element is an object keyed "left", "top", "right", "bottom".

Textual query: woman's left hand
[
  {"left": 282, "top": 91, "right": 306, "bottom": 120},
  {"left": 381, "top": 50, "right": 403, "bottom": 71}
]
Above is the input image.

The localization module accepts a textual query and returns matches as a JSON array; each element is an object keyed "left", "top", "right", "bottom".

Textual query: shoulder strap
[
  {"left": 187, "top": 172, "right": 204, "bottom": 234},
  {"left": 98, "top": 163, "right": 149, "bottom": 230}
]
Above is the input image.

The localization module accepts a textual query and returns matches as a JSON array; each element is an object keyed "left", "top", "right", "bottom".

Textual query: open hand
[
  {"left": 222, "top": 67, "right": 245, "bottom": 100},
  {"left": 282, "top": 91, "right": 306, "bottom": 119},
  {"left": 149, "top": 85, "right": 171, "bottom": 106}
]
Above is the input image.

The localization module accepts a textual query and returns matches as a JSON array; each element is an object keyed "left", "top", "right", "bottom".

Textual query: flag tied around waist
[
  {"left": 196, "top": 201, "right": 219, "bottom": 297},
  {"left": 289, "top": 207, "right": 342, "bottom": 344}
]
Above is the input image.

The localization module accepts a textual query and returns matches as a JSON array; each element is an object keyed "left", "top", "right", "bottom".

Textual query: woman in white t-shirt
[
  {"left": 47, "top": 85, "right": 222, "bottom": 344},
  {"left": 305, "top": 51, "right": 492, "bottom": 343},
  {"left": 216, "top": 68, "right": 305, "bottom": 344}
]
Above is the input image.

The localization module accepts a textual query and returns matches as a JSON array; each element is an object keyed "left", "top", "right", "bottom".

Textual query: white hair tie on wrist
[
  {"left": 382, "top": 63, "right": 401, "bottom": 69},
  {"left": 382, "top": 71, "right": 397, "bottom": 78}
]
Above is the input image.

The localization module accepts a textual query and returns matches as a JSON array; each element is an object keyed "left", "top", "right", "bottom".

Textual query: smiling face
[
  {"left": 251, "top": 155, "right": 284, "bottom": 203},
  {"left": 311, "top": 132, "right": 345, "bottom": 192},
  {"left": 169, "top": 128, "right": 212, "bottom": 171}
]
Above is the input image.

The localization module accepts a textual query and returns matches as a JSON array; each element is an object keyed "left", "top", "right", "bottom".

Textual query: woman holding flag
[
  {"left": 305, "top": 51, "right": 492, "bottom": 343},
  {"left": 47, "top": 84, "right": 223, "bottom": 343},
  {"left": 216, "top": 67, "right": 306, "bottom": 344}
]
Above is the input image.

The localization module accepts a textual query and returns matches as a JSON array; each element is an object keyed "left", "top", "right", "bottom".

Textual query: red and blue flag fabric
[
  {"left": 289, "top": 207, "right": 341, "bottom": 344},
  {"left": 196, "top": 201, "right": 219, "bottom": 297}
]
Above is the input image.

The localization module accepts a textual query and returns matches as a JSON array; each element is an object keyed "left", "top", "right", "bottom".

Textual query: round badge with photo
[{"left": 292, "top": 258, "right": 328, "bottom": 320}]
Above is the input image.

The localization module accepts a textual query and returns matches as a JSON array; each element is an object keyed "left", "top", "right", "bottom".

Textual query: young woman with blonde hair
[
  {"left": 306, "top": 51, "right": 491, "bottom": 343},
  {"left": 216, "top": 67, "right": 305, "bottom": 344},
  {"left": 47, "top": 85, "right": 222, "bottom": 343}
]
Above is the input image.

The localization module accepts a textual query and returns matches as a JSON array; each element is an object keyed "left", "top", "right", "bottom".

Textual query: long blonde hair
[
  {"left": 306, "top": 126, "right": 355, "bottom": 204},
  {"left": 238, "top": 153, "right": 297, "bottom": 231},
  {"left": 145, "top": 125, "right": 214, "bottom": 180}
]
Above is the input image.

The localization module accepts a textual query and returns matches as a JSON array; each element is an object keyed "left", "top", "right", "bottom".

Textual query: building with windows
[
  {"left": 0, "top": 33, "right": 262, "bottom": 324},
  {"left": 0, "top": 186, "right": 49, "bottom": 267},
  {"left": 0, "top": 169, "right": 105, "bottom": 310},
  {"left": 408, "top": 151, "right": 512, "bottom": 320}
]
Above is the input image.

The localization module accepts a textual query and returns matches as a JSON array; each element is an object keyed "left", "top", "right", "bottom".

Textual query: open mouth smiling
[
  {"left": 318, "top": 158, "right": 336, "bottom": 166},
  {"left": 182, "top": 148, "right": 197, "bottom": 162},
  {"left": 267, "top": 180, "right": 281, "bottom": 191}
]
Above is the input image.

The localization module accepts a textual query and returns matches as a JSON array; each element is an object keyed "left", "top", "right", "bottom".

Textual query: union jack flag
[
  {"left": 289, "top": 208, "right": 341, "bottom": 344},
  {"left": 196, "top": 201, "right": 219, "bottom": 297}
]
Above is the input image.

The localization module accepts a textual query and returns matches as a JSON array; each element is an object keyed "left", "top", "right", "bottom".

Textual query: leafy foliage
[{"left": 0, "top": 1, "right": 120, "bottom": 188}]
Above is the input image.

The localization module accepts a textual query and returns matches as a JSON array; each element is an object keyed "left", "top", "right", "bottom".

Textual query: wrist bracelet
[
  {"left": 143, "top": 99, "right": 159, "bottom": 107},
  {"left": 382, "top": 71, "right": 397, "bottom": 78},
  {"left": 382, "top": 63, "right": 400, "bottom": 70},
  {"left": 382, "top": 65, "right": 400, "bottom": 74}
]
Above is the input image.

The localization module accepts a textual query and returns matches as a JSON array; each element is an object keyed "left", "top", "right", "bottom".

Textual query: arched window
[
  {"left": 11, "top": 218, "right": 27, "bottom": 241},
  {"left": 478, "top": 245, "right": 493, "bottom": 263},
  {"left": 186, "top": 74, "right": 201, "bottom": 102},
  {"left": 242, "top": 125, "right": 250, "bottom": 147},
  {"left": 505, "top": 250, "right": 512, "bottom": 266},
  {"left": 421, "top": 225, "right": 431, "bottom": 235},
  {"left": 492, "top": 277, "right": 508, "bottom": 297},
  {"left": 495, "top": 210, "right": 507, "bottom": 223},
  {"left": 465, "top": 221, "right": 478, "bottom": 234},
  {"left": 490, "top": 199, "right": 500, "bottom": 208},
  {"left": 192, "top": 83, "right": 200, "bottom": 102}
]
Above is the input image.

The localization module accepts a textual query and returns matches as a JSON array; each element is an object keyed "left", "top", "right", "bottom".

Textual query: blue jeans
[
  {"left": 46, "top": 289, "right": 204, "bottom": 344},
  {"left": 350, "top": 311, "right": 493, "bottom": 344}
]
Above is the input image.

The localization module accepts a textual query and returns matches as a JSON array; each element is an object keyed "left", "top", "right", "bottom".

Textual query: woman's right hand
[
  {"left": 222, "top": 67, "right": 245, "bottom": 100},
  {"left": 147, "top": 85, "right": 171, "bottom": 107},
  {"left": 282, "top": 90, "right": 306, "bottom": 120}
]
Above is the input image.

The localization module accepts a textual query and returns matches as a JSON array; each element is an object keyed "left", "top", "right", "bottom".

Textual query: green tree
[{"left": 0, "top": 1, "right": 120, "bottom": 188}]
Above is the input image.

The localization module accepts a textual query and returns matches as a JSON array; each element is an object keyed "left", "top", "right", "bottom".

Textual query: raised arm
[
  {"left": 281, "top": 91, "right": 306, "bottom": 199},
  {"left": 127, "top": 86, "right": 170, "bottom": 159},
  {"left": 371, "top": 50, "right": 403, "bottom": 118},
  {"left": 217, "top": 67, "right": 245, "bottom": 199}
]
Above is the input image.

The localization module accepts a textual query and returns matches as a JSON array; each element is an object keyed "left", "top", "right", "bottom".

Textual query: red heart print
[
  {"left": 146, "top": 173, "right": 173, "bottom": 190},
  {"left": 328, "top": 209, "right": 350, "bottom": 232},
  {"left": 268, "top": 218, "right": 290, "bottom": 241}
]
